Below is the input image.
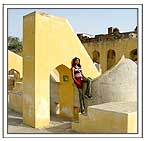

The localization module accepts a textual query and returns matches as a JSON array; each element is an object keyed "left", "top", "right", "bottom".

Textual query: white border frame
[{"left": 3, "top": 4, "right": 143, "bottom": 138}]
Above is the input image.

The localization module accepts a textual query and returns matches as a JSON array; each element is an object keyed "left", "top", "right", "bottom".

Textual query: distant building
[{"left": 77, "top": 26, "right": 137, "bottom": 72}]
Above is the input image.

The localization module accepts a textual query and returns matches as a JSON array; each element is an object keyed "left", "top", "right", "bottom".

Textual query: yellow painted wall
[
  {"left": 34, "top": 12, "right": 100, "bottom": 78},
  {"left": 56, "top": 65, "right": 74, "bottom": 118},
  {"left": 23, "top": 12, "right": 36, "bottom": 128},
  {"left": 8, "top": 50, "right": 23, "bottom": 78},
  {"left": 23, "top": 12, "right": 100, "bottom": 128},
  {"left": 83, "top": 38, "right": 137, "bottom": 72}
]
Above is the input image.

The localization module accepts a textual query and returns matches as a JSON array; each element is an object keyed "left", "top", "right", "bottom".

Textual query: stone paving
[{"left": 8, "top": 108, "right": 77, "bottom": 133}]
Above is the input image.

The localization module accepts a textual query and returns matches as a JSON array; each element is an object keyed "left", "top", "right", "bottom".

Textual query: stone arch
[
  {"left": 8, "top": 69, "right": 20, "bottom": 90},
  {"left": 50, "top": 64, "right": 74, "bottom": 118},
  {"left": 92, "top": 50, "right": 100, "bottom": 63},
  {"left": 107, "top": 49, "right": 116, "bottom": 69},
  {"left": 8, "top": 69, "right": 20, "bottom": 80},
  {"left": 130, "top": 49, "right": 137, "bottom": 61}
]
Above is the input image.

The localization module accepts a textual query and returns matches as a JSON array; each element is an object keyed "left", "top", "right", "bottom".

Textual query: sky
[{"left": 8, "top": 8, "right": 137, "bottom": 40}]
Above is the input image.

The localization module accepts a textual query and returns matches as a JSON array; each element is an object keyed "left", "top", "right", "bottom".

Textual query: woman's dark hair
[{"left": 71, "top": 57, "right": 81, "bottom": 68}]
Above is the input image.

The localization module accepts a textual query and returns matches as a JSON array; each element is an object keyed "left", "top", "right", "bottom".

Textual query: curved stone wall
[{"left": 90, "top": 56, "right": 137, "bottom": 105}]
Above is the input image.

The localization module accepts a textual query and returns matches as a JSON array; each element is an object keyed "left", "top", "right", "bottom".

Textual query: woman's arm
[
  {"left": 81, "top": 70, "right": 92, "bottom": 80},
  {"left": 81, "top": 70, "right": 86, "bottom": 79}
]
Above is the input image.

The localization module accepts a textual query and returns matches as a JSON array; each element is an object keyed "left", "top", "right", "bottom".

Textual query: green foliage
[{"left": 8, "top": 36, "right": 22, "bottom": 53}]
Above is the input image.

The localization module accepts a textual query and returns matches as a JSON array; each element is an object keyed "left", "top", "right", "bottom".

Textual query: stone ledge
[{"left": 88, "top": 101, "right": 137, "bottom": 114}]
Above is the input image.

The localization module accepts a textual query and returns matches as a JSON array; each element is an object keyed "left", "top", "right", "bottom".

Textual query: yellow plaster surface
[{"left": 56, "top": 65, "right": 74, "bottom": 118}]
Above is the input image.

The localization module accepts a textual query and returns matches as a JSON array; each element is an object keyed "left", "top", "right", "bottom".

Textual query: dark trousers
[
  {"left": 78, "top": 78, "right": 92, "bottom": 112},
  {"left": 82, "top": 77, "right": 92, "bottom": 97},
  {"left": 78, "top": 88, "right": 85, "bottom": 112}
]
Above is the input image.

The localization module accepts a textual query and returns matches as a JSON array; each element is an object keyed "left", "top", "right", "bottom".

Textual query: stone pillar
[{"left": 23, "top": 12, "right": 50, "bottom": 128}]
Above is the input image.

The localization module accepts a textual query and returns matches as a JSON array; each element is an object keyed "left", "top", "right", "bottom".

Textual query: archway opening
[
  {"left": 50, "top": 68, "right": 60, "bottom": 116},
  {"left": 130, "top": 49, "right": 137, "bottom": 62},
  {"left": 92, "top": 50, "right": 100, "bottom": 63},
  {"left": 8, "top": 69, "right": 20, "bottom": 90},
  {"left": 107, "top": 49, "right": 116, "bottom": 69}
]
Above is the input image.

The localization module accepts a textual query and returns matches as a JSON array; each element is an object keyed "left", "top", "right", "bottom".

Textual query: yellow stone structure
[
  {"left": 23, "top": 12, "right": 100, "bottom": 128},
  {"left": 72, "top": 102, "right": 137, "bottom": 133},
  {"left": 78, "top": 27, "right": 137, "bottom": 72},
  {"left": 8, "top": 50, "right": 23, "bottom": 90}
]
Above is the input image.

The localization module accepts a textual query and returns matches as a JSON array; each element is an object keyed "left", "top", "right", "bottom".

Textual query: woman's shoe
[
  {"left": 81, "top": 110, "right": 85, "bottom": 114},
  {"left": 88, "top": 95, "right": 93, "bottom": 99},
  {"left": 81, "top": 111, "right": 85, "bottom": 114}
]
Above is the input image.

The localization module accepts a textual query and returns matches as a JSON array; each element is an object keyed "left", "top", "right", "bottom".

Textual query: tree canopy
[{"left": 8, "top": 36, "right": 22, "bottom": 55}]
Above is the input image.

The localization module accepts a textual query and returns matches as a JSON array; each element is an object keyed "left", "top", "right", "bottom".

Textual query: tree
[{"left": 8, "top": 36, "right": 22, "bottom": 53}]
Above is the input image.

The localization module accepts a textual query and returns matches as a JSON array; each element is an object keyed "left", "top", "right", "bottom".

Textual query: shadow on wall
[{"left": 50, "top": 68, "right": 60, "bottom": 115}]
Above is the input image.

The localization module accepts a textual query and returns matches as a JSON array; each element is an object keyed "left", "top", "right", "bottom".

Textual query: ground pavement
[{"left": 8, "top": 108, "right": 77, "bottom": 133}]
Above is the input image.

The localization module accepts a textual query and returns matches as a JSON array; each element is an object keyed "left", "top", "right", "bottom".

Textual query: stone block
[{"left": 72, "top": 101, "right": 137, "bottom": 133}]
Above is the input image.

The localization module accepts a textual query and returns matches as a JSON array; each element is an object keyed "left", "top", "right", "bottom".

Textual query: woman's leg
[
  {"left": 83, "top": 78, "right": 92, "bottom": 97},
  {"left": 78, "top": 88, "right": 85, "bottom": 113},
  {"left": 81, "top": 90, "right": 85, "bottom": 110}
]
